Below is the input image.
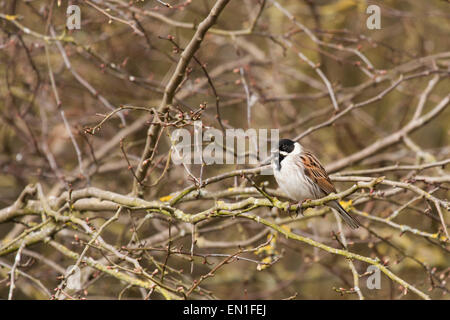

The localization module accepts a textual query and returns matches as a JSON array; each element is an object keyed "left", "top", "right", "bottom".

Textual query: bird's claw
[
  {"left": 287, "top": 200, "right": 305, "bottom": 218},
  {"left": 295, "top": 201, "right": 304, "bottom": 218},
  {"left": 292, "top": 199, "right": 312, "bottom": 218}
]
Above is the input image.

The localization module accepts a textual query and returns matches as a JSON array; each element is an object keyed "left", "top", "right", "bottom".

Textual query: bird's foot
[
  {"left": 293, "top": 199, "right": 312, "bottom": 218},
  {"left": 286, "top": 202, "right": 298, "bottom": 219}
]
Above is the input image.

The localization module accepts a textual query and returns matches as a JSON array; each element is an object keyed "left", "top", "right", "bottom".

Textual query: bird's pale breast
[{"left": 273, "top": 155, "right": 321, "bottom": 201}]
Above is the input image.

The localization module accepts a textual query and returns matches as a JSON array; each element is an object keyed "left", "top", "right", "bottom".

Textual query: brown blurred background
[{"left": 0, "top": 0, "right": 449, "bottom": 300}]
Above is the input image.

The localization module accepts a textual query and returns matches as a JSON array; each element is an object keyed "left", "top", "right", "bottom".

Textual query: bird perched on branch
[{"left": 272, "top": 139, "right": 360, "bottom": 229}]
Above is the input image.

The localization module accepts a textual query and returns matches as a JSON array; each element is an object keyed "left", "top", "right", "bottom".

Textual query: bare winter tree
[{"left": 0, "top": 0, "right": 449, "bottom": 300}]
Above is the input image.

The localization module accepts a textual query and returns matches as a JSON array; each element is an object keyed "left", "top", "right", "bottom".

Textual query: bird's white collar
[{"left": 292, "top": 142, "right": 302, "bottom": 155}]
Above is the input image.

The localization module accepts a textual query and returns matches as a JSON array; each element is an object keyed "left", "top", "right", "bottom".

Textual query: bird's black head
[
  {"left": 274, "top": 139, "right": 295, "bottom": 169},
  {"left": 279, "top": 139, "right": 295, "bottom": 154}
]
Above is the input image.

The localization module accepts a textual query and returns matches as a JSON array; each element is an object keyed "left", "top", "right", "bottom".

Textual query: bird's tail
[{"left": 329, "top": 201, "right": 361, "bottom": 229}]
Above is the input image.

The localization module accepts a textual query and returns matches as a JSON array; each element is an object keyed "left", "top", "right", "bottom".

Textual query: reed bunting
[{"left": 273, "top": 139, "right": 360, "bottom": 229}]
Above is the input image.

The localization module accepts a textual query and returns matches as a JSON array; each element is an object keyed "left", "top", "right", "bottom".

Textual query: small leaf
[{"left": 159, "top": 195, "right": 173, "bottom": 202}]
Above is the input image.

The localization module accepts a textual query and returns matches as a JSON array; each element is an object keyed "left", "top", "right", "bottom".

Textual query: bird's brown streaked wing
[{"left": 297, "top": 151, "right": 337, "bottom": 194}]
